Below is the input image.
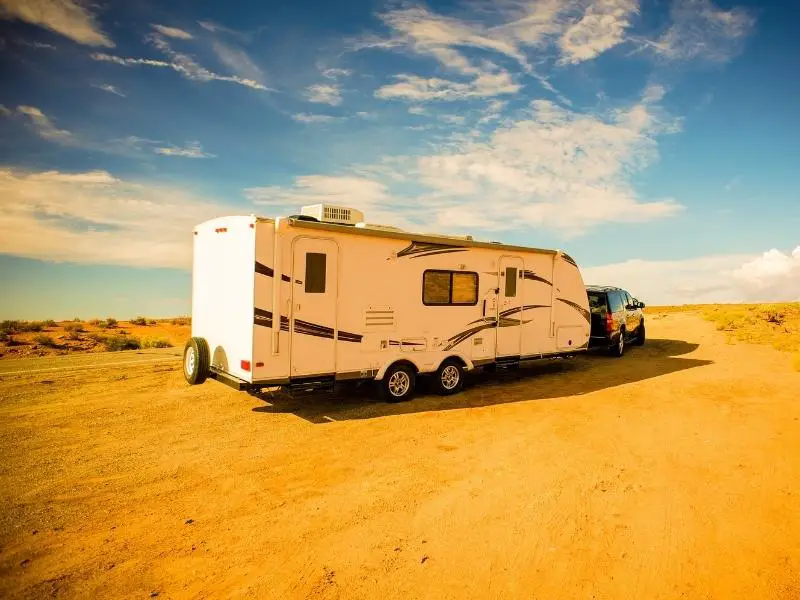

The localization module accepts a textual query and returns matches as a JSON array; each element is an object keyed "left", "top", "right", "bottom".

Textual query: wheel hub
[
  {"left": 441, "top": 365, "right": 460, "bottom": 390},
  {"left": 388, "top": 371, "right": 410, "bottom": 397}
]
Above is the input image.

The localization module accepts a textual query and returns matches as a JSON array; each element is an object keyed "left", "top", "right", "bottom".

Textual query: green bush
[
  {"left": 89, "top": 319, "right": 101, "bottom": 326},
  {"left": 141, "top": 337, "right": 173, "bottom": 348},
  {"left": 0, "top": 320, "right": 20, "bottom": 335},
  {"left": 101, "top": 334, "right": 141, "bottom": 352},
  {"left": 19, "top": 321, "right": 45, "bottom": 332},
  {"left": 131, "top": 316, "right": 149, "bottom": 326},
  {"left": 98, "top": 318, "right": 119, "bottom": 329},
  {"left": 33, "top": 334, "right": 58, "bottom": 347}
]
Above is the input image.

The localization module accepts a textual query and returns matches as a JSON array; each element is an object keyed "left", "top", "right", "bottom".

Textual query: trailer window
[
  {"left": 504, "top": 267, "right": 517, "bottom": 297},
  {"left": 304, "top": 253, "right": 326, "bottom": 293},
  {"left": 423, "top": 270, "right": 478, "bottom": 306}
]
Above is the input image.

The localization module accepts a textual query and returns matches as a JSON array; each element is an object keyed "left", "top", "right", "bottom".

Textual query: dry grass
[{"left": 650, "top": 303, "right": 800, "bottom": 370}]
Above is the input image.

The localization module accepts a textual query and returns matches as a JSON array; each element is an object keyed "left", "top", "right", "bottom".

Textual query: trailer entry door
[
  {"left": 496, "top": 256, "right": 524, "bottom": 359},
  {"left": 290, "top": 238, "right": 338, "bottom": 377}
]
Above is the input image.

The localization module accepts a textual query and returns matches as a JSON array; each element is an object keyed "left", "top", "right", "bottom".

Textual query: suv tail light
[{"left": 605, "top": 312, "right": 614, "bottom": 334}]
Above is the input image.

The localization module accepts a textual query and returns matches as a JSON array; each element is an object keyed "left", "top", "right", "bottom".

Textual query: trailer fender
[
  {"left": 375, "top": 357, "right": 422, "bottom": 380},
  {"left": 436, "top": 353, "right": 474, "bottom": 373}
]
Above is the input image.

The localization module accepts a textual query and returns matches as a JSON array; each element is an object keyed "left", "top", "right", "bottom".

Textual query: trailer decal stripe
[
  {"left": 253, "top": 308, "right": 363, "bottom": 343},
  {"left": 397, "top": 241, "right": 467, "bottom": 259},
  {"left": 561, "top": 253, "right": 578, "bottom": 268},
  {"left": 556, "top": 297, "right": 591, "bottom": 322},
  {"left": 520, "top": 270, "right": 553, "bottom": 286},
  {"left": 255, "top": 261, "right": 295, "bottom": 283}
]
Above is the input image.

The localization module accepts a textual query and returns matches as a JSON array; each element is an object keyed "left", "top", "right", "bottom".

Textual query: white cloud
[
  {"left": 305, "top": 84, "right": 342, "bottom": 106},
  {"left": 644, "top": 0, "right": 755, "bottom": 62},
  {"left": 0, "top": 105, "right": 12, "bottom": 117},
  {"left": 210, "top": 39, "right": 264, "bottom": 82},
  {"left": 258, "top": 85, "right": 683, "bottom": 235},
  {"left": 376, "top": 71, "right": 520, "bottom": 102},
  {"left": 0, "top": 0, "right": 113, "bottom": 47},
  {"left": 291, "top": 113, "right": 342, "bottom": 124},
  {"left": 558, "top": 0, "right": 639, "bottom": 64},
  {"left": 90, "top": 34, "right": 272, "bottom": 92},
  {"left": 151, "top": 24, "right": 193, "bottom": 40},
  {"left": 153, "top": 141, "right": 215, "bottom": 158},
  {"left": 19, "top": 39, "right": 57, "bottom": 50},
  {"left": 92, "top": 83, "right": 125, "bottom": 97},
  {"left": 15, "top": 105, "right": 73, "bottom": 142},
  {"left": 583, "top": 246, "right": 800, "bottom": 305},
  {"left": 322, "top": 68, "right": 352, "bottom": 79},
  {"left": 0, "top": 168, "right": 227, "bottom": 268}
]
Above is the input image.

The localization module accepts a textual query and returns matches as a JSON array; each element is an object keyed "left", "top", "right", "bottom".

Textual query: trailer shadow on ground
[{"left": 251, "top": 338, "right": 712, "bottom": 424}]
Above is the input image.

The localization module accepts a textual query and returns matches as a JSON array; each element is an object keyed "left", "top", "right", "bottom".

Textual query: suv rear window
[
  {"left": 588, "top": 292, "right": 607, "bottom": 315},
  {"left": 608, "top": 291, "right": 625, "bottom": 312}
]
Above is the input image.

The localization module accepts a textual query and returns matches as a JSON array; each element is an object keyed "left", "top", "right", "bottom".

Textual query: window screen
[
  {"left": 504, "top": 267, "right": 517, "bottom": 298},
  {"left": 304, "top": 252, "right": 326, "bottom": 293},
  {"left": 423, "top": 270, "right": 478, "bottom": 305}
]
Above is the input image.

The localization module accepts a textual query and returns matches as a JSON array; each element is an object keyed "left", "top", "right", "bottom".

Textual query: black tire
[
  {"left": 433, "top": 359, "right": 464, "bottom": 395},
  {"left": 610, "top": 328, "right": 625, "bottom": 357},
  {"left": 379, "top": 363, "right": 416, "bottom": 403},
  {"left": 633, "top": 321, "right": 645, "bottom": 346},
  {"left": 183, "top": 337, "right": 210, "bottom": 385}
]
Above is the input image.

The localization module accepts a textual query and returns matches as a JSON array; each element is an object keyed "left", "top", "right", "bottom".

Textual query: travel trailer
[{"left": 184, "top": 205, "right": 591, "bottom": 401}]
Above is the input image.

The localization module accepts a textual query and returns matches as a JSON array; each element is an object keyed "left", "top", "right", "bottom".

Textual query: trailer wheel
[
  {"left": 183, "top": 337, "right": 210, "bottom": 385},
  {"left": 380, "top": 363, "right": 416, "bottom": 403},
  {"left": 434, "top": 359, "right": 464, "bottom": 395}
]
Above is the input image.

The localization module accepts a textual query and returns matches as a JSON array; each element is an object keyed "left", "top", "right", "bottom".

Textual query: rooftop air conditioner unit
[{"left": 300, "top": 204, "right": 364, "bottom": 226}]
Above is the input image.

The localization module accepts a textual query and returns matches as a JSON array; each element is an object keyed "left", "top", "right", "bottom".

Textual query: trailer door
[
  {"left": 496, "top": 256, "right": 524, "bottom": 358},
  {"left": 290, "top": 238, "right": 338, "bottom": 377}
]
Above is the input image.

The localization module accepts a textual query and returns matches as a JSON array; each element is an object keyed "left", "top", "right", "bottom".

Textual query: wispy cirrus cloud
[
  {"left": 0, "top": 0, "right": 113, "bottom": 46},
  {"left": 14, "top": 105, "right": 73, "bottom": 143},
  {"left": 153, "top": 141, "right": 215, "bottom": 159},
  {"left": 92, "top": 83, "right": 125, "bottom": 97},
  {"left": 151, "top": 24, "right": 193, "bottom": 40},
  {"left": 90, "top": 31, "right": 272, "bottom": 92},
  {"left": 291, "top": 113, "right": 343, "bottom": 124},
  {"left": 558, "top": 0, "right": 639, "bottom": 64},
  {"left": 376, "top": 71, "right": 520, "bottom": 102},
  {"left": 643, "top": 0, "right": 755, "bottom": 62}
]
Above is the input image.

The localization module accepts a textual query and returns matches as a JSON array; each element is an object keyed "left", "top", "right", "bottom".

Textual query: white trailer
[{"left": 184, "top": 204, "right": 591, "bottom": 401}]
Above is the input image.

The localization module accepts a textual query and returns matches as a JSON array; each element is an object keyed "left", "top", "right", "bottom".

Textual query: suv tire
[{"left": 610, "top": 328, "right": 625, "bottom": 357}]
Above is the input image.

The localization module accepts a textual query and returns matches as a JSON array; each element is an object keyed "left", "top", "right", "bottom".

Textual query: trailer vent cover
[{"left": 364, "top": 308, "right": 395, "bottom": 329}]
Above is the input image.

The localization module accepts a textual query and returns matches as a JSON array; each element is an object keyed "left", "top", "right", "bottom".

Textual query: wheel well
[
  {"left": 440, "top": 355, "right": 467, "bottom": 369},
  {"left": 389, "top": 359, "right": 418, "bottom": 374}
]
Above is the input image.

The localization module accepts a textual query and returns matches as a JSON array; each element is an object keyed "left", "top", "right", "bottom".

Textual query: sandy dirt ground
[{"left": 1, "top": 313, "right": 798, "bottom": 599}]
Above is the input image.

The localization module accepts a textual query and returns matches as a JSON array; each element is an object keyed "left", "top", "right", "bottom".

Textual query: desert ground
[{"left": 1, "top": 310, "right": 799, "bottom": 599}]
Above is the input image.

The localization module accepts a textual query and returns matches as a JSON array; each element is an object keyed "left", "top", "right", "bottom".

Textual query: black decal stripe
[
  {"left": 255, "top": 261, "right": 294, "bottom": 283},
  {"left": 556, "top": 297, "right": 591, "bottom": 322},
  {"left": 409, "top": 248, "right": 467, "bottom": 259},
  {"left": 521, "top": 270, "right": 553, "bottom": 286},
  {"left": 397, "top": 241, "right": 465, "bottom": 259},
  {"left": 561, "top": 254, "right": 578, "bottom": 267},
  {"left": 253, "top": 308, "right": 361, "bottom": 342},
  {"left": 499, "top": 304, "right": 549, "bottom": 318}
]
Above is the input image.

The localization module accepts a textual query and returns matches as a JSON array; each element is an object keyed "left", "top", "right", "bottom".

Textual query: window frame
[{"left": 422, "top": 269, "right": 479, "bottom": 307}]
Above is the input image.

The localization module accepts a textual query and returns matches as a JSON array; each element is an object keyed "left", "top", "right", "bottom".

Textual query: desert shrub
[
  {"left": 64, "top": 322, "right": 85, "bottom": 339},
  {"left": 73, "top": 317, "right": 82, "bottom": 322},
  {"left": 98, "top": 318, "right": 119, "bottom": 329},
  {"left": 101, "top": 334, "right": 141, "bottom": 352},
  {"left": 131, "top": 316, "right": 149, "bottom": 326},
  {"left": 141, "top": 337, "right": 173, "bottom": 348},
  {"left": 87, "top": 333, "right": 105, "bottom": 343},
  {"left": 44, "top": 319, "right": 57, "bottom": 327},
  {"left": 0, "top": 331, "right": 11, "bottom": 343},
  {"left": 19, "top": 321, "right": 45, "bottom": 332},
  {"left": 33, "top": 334, "right": 58, "bottom": 347},
  {"left": 89, "top": 319, "right": 101, "bottom": 326},
  {"left": 0, "top": 320, "right": 20, "bottom": 335},
  {"left": 148, "top": 319, "right": 158, "bottom": 325},
  {"left": 760, "top": 305, "right": 785, "bottom": 325},
  {"left": 171, "top": 317, "right": 190, "bottom": 326}
]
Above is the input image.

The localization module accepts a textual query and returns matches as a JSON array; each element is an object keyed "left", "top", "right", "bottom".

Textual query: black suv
[{"left": 586, "top": 286, "right": 645, "bottom": 357}]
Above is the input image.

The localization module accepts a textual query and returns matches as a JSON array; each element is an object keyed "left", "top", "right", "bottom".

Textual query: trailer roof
[{"left": 284, "top": 217, "right": 562, "bottom": 257}]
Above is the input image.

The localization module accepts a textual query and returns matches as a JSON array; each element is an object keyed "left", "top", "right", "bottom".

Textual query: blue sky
[{"left": 0, "top": 0, "right": 798, "bottom": 319}]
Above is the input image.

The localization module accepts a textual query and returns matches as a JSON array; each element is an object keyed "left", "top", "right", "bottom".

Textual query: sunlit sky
[{"left": 1, "top": 0, "right": 798, "bottom": 319}]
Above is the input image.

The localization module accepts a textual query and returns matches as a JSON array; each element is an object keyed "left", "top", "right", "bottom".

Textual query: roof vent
[{"left": 300, "top": 204, "right": 364, "bottom": 226}]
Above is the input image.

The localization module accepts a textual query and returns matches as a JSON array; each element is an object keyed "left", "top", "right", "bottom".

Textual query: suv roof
[{"left": 586, "top": 285, "right": 627, "bottom": 293}]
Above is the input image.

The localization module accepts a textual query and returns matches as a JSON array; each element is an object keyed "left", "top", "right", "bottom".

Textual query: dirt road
[{"left": 1, "top": 313, "right": 798, "bottom": 599}]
